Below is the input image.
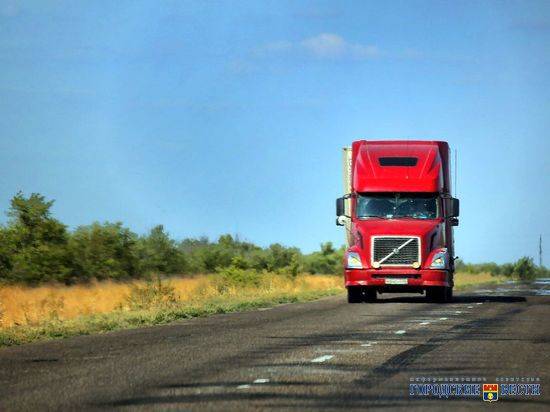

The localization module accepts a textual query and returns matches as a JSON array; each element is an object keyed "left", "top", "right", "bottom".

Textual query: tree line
[
  {"left": 0, "top": 192, "right": 344, "bottom": 284},
  {"left": 454, "top": 258, "right": 547, "bottom": 281},
  {"left": 0, "top": 192, "right": 546, "bottom": 285}
]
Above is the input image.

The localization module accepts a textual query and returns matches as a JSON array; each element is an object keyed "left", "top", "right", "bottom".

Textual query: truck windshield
[{"left": 356, "top": 194, "right": 440, "bottom": 219}]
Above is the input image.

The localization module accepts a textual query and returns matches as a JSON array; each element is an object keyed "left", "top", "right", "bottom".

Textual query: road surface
[{"left": 1, "top": 280, "right": 549, "bottom": 411}]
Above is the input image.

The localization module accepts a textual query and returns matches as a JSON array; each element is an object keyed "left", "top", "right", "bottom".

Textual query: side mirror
[
  {"left": 450, "top": 217, "right": 459, "bottom": 226},
  {"left": 336, "top": 197, "right": 345, "bottom": 217},
  {"left": 444, "top": 197, "right": 460, "bottom": 218}
]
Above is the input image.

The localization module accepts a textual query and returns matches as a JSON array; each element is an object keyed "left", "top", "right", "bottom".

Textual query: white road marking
[
  {"left": 476, "top": 302, "right": 483, "bottom": 305},
  {"left": 311, "top": 355, "right": 334, "bottom": 363},
  {"left": 455, "top": 311, "right": 462, "bottom": 314},
  {"left": 394, "top": 330, "right": 406, "bottom": 334},
  {"left": 467, "top": 306, "right": 474, "bottom": 309},
  {"left": 253, "top": 378, "right": 269, "bottom": 384},
  {"left": 237, "top": 384, "right": 250, "bottom": 389},
  {"left": 419, "top": 322, "right": 430, "bottom": 325},
  {"left": 439, "top": 317, "right": 448, "bottom": 320},
  {"left": 431, "top": 310, "right": 463, "bottom": 315}
]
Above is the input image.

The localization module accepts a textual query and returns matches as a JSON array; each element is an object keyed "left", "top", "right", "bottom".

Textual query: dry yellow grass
[
  {"left": 0, "top": 271, "right": 506, "bottom": 334},
  {"left": 0, "top": 274, "right": 342, "bottom": 328},
  {"left": 453, "top": 271, "right": 505, "bottom": 289}
]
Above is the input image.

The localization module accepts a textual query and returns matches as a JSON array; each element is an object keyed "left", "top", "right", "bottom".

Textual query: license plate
[{"left": 385, "top": 278, "right": 408, "bottom": 285}]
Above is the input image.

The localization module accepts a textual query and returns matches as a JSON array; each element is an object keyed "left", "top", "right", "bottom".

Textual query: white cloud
[
  {"left": 301, "top": 33, "right": 347, "bottom": 57},
  {"left": 301, "top": 33, "right": 378, "bottom": 59},
  {"left": 260, "top": 33, "right": 379, "bottom": 60}
]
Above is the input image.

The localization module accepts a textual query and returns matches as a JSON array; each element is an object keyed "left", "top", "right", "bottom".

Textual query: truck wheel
[
  {"left": 363, "top": 287, "right": 377, "bottom": 303},
  {"left": 445, "top": 287, "right": 453, "bottom": 302},
  {"left": 426, "top": 287, "right": 451, "bottom": 303},
  {"left": 347, "top": 287, "right": 363, "bottom": 303},
  {"left": 425, "top": 288, "right": 434, "bottom": 302}
]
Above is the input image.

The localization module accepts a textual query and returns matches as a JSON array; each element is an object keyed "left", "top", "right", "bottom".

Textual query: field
[
  {"left": 0, "top": 271, "right": 504, "bottom": 347},
  {"left": 453, "top": 271, "right": 506, "bottom": 290},
  {"left": 0, "top": 273, "right": 343, "bottom": 346}
]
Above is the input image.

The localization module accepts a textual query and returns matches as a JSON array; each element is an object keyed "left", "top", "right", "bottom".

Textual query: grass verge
[
  {"left": 0, "top": 271, "right": 510, "bottom": 347},
  {"left": 0, "top": 273, "right": 342, "bottom": 347},
  {"left": 453, "top": 272, "right": 507, "bottom": 290}
]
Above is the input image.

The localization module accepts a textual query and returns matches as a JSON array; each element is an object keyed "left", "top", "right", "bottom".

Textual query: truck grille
[{"left": 372, "top": 236, "right": 420, "bottom": 266}]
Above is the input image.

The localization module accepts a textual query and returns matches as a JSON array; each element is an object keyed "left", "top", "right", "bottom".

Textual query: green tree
[
  {"left": 320, "top": 242, "right": 336, "bottom": 256},
  {"left": 266, "top": 243, "right": 300, "bottom": 271},
  {"left": 0, "top": 226, "right": 12, "bottom": 279},
  {"left": 0, "top": 192, "right": 71, "bottom": 283},
  {"left": 303, "top": 242, "right": 344, "bottom": 275},
  {"left": 513, "top": 256, "right": 536, "bottom": 281},
  {"left": 138, "top": 225, "right": 186, "bottom": 274},
  {"left": 287, "top": 253, "right": 300, "bottom": 279},
  {"left": 69, "top": 222, "right": 139, "bottom": 281}
]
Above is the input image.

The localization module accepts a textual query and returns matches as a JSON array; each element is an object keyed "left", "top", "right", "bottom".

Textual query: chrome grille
[{"left": 372, "top": 237, "right": 420, "bottom": 266}]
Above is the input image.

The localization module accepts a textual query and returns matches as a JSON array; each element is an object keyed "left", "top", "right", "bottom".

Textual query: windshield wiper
[{"left": 359, "top": 215, "right": 389, "bottom": 219}]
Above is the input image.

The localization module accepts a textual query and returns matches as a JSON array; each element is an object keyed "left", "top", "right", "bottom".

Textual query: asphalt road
[{"left": 1, "top": 280, "right": 549, "bottom": 411}]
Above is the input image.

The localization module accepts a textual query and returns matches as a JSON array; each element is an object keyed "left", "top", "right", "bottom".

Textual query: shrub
[
  {"left": 454, "top": 257, "right": 543, "bottom": 281},
  {"left": 125, "top": 277, "right": 179, "bottom": 310},
  {"left": 303, "top": 242, "right": 344, "bottom": 275},
  {"left": 513, "top": 256, "right": 537, "bottom": 281},
  {"left": 215, "top": 266, "right": 262, "bottom": 293},
  {"left": 69, "top": 222, "right": 139, "bottom": 281}
]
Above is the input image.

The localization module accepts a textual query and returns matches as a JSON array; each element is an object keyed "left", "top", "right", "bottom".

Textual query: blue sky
[{"left": 1, "top": 0, "right": 549, "bottom": 263}]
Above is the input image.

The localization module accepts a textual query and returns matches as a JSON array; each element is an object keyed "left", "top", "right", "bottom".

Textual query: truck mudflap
[{"left": 345, "top": 269, "right": 452, "bottom": 289}]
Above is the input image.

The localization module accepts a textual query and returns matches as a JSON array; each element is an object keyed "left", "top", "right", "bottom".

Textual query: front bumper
[{"left": 345, "top": 268, "right": 452, "bottom": 289}]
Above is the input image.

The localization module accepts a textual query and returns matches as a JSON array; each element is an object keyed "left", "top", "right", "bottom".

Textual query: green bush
[
  {"left": 216, "top": 265, "right": 262, "bottom": 291},
  {"left": 454, "top": 256, "right": 548, "bottom": 281},
  {"left": 302, "top": 242, "right": 344, "bottom": 275},
  {"left": 69, "top": 222, "right": 140, "bottom": 281},
  {"left": 513, "top": 256, "right": 537, "bottom": 281}
]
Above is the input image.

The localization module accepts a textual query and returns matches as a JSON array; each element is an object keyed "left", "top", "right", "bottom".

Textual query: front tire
[
  {"left": 426, "top": 287, "right": 452, "bottom": 303},
  {"left": 347, "top": 287, "right": 363, "bottom": 303},
  {"left": 363, "top": 287, "right": 377, "bottom": 303},
  {"left": 445, "top": 286, "right": 453, "bottom": 302}
]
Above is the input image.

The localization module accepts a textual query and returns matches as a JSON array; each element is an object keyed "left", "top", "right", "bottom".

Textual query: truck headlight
[
  {"left": 346, "top": 252, "right": 363, "bottom": 269},
  {"left": 429, "top": 249, "right": 447, "bottom": 269}
]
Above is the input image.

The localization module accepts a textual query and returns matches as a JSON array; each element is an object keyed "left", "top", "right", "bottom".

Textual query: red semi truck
[{"left": 336, "top": 140, "right": 460, "bottom": 303}]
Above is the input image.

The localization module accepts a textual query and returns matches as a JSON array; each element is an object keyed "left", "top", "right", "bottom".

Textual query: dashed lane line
[{"left": 311, "top": 355, "right": 334, "bottom": 363}]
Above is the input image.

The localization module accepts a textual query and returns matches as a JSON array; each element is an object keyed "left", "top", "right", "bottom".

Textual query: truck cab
[{"left": 336, "top": 140, "right": 459, "bottom": 303}]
